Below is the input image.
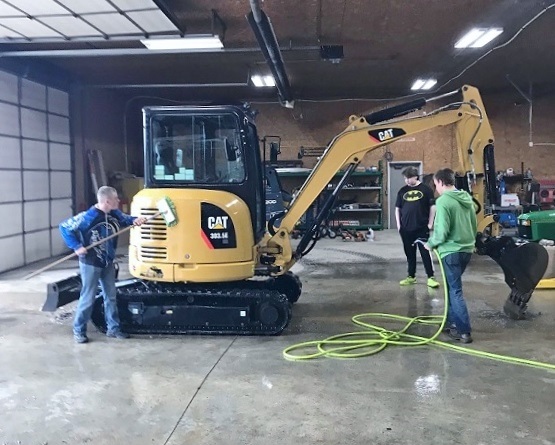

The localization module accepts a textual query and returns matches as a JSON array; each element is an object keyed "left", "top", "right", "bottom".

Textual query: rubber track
[{"left": 91, "top": 280, "right": 292, "bottom": 335}]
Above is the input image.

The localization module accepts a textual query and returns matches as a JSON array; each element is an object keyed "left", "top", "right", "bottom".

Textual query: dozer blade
[
  {"left": 42, "top": 264, "right": 121, "bottom": 312},
  {"left": 42, "top": 274, "right": 82, "bottom": 312},
  {"left": 476, "top": 235, "right": 548, "bottom": 319}
]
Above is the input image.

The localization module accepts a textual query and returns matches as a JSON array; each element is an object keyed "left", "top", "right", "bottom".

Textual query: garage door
[{"left": 0, "top": 70, "right": 72, "bottom": 272}]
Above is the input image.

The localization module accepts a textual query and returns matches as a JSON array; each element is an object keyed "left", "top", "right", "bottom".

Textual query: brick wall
[
  {"left": 73, "top": 89, "right": 555, "bottom": 209},
  {"left": 254, "top": 91, "right": 555, "bottom": 179}
]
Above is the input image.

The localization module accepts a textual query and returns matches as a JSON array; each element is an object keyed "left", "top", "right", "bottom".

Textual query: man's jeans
[
  {"left": 442, "top": 252, "right": 472, "bottom": 335},
  {"left": 73, "top": 262, "right": 120, "bottom": 335}
]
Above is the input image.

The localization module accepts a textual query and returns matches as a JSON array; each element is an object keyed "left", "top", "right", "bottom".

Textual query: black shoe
[
  {"left": 447, "top": 328, "right": 473, "bottom": 344},
  {"left": 74, "top": 333, "right": 89, "bottom": 344},
  {"left": 106, "top": 330, "right": 130, "bottom": 339},
  {"left": 442, "top": 323, "right": 456, "bottom": 333}
]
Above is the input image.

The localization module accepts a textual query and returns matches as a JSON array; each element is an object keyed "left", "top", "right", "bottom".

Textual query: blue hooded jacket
[{"left": 59, "top": 206, "right": 136, "bottom": 268}]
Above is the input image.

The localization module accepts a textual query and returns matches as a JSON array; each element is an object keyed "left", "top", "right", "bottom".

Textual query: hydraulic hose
[{"left": 283, "top": 249, "right": 555, "bottom": 371}]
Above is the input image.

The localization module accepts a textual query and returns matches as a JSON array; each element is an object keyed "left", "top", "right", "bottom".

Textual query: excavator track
[{"left": 91, "top": 280, "right": 292, "bottom": 335}]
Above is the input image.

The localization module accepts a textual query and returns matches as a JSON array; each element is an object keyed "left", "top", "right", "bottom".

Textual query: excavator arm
[
  {"left": 258, "top": 85, "right": 548, "bottom": 319},
  {"left": 259, "top": 85, "right": 493, "bottom": 270}
]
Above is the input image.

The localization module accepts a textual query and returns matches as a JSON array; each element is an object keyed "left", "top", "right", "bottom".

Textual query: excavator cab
[
  {"left": 144, "top": 105, "right": 266, "bottom": 242},
  {"left": 129, "top": 105, "right": 268, "bottom": 283}
]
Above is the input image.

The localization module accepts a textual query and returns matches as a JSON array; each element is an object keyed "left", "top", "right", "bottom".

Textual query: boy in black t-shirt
[{"left": 395, "top": 167, "right": 439, "bottom": 288}]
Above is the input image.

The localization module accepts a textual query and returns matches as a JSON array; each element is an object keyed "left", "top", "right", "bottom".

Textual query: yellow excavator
[{"left": 44, "top": 85, "right": 548, "bottom": 334}]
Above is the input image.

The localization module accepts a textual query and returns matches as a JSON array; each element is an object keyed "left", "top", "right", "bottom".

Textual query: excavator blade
[
  {"left": 42, "top": 264, "right": 121, "bottom": 312},
  {"left": 475, "top": 235, "right": 548, "bottom": 319},
  {"left": 42, "top": 274, "right": 82, "bottom": 312}
]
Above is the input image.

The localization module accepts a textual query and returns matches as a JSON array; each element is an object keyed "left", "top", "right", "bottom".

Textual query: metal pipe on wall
[{"left": 506, "top": 75, "right": 555, "bottom": 147}]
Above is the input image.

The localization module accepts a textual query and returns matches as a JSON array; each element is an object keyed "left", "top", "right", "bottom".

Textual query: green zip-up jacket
[{"left": 427, "top": 190, "right": 477, "bottom": 259}]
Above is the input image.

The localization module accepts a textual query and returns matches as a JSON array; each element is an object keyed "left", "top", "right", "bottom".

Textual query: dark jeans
[
  {"left": 442, "top": 252, "right": 472, "bottom": 334},
  {"left": 400, "top": 227, "right": 435, "bottom": 278}
]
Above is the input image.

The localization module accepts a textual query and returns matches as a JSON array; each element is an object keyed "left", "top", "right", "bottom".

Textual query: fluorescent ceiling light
[
  {"left": 411, "top": 78, "right": 437, "bottom": 91},
  {"left": 471, "top": 28, "right": 503, "bottom": 47},
  {"left": 455, "top": 27, "right": 503, "bottom": 48},
  {"left": 410, "top": 79, "right": 426, "bottom": 90},
  {"left": 141, "top": 35, "right": 223, "bottom": 50},
  {"left": 422, "top": 79, "right": 437, "bottom": 90},
  {"left": 251, "top": 75, "right": 276, "bottom": 87}
]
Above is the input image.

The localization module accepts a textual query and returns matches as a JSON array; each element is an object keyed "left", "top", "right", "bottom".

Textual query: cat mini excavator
[{"left": 45, "top": 85, "right": 548, "bottom": 334}]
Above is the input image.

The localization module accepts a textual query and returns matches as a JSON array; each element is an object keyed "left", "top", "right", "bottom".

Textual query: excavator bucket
[{"left": 475, "top": 234, "right": 549, "bottom": 319}]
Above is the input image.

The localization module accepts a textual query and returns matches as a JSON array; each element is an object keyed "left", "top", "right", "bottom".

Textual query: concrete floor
[{"left": 1, "top": 230, "right": 555, "bottom": 445}]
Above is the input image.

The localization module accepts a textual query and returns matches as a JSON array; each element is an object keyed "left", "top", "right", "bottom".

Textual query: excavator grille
[
  {"left": 139, "top": 246, "right": 167, "bottom": 260},
  {"left": 140, "top": 207, "right": 167, "bottom": 241}
]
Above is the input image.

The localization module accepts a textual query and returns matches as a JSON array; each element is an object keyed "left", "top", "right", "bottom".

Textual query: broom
[{"left": 24, "top": 197, "right": 178, "bottom": 280}]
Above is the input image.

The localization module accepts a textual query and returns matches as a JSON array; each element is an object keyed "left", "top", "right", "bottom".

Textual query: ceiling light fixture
[
  {"left": 251, "top": 75, "right": 276, "bottom": 87},
  {"left": 410, "top": 78, "right": 437, "bottom": 91},
  {"left": 140, "top": 35, "right": 223, "bottom": 50},
  {"left": 454, "top": 27, "right": 503, "bottom": 48}
]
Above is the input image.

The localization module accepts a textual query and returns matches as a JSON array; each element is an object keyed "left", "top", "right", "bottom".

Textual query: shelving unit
[{"left": 276, "top": 168, "right": 384, "bottom": 230}]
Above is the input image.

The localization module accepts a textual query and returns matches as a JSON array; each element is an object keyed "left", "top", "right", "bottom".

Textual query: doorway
[{"left": 387, "top": 161, "right": 423, "bottom": 229}]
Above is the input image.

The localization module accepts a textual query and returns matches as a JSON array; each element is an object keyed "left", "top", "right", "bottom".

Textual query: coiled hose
[{"left": 283, "top": 249, "right": 555, "bottom": 371}]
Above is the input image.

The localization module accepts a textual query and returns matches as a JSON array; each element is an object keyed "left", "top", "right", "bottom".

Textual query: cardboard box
[{"left": 501, "top": 193, "right": 520, "bottom": 207}]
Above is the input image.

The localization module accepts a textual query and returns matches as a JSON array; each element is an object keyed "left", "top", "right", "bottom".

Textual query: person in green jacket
[{"left": 425, "top": 168, "right": 477, "bottom": 344}]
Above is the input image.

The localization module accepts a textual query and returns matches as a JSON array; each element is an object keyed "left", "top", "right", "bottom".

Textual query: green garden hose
[{"left": 283, "top": 250, "right": 555, "bottom": 371}]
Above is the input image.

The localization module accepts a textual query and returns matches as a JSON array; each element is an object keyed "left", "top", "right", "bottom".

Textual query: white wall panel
[
  {"left": 47, "top": 87, "right": 69, "bottom": 116},
  {"left": 0, "top": 235, "right": 24, "bottom": 271},
  {"left": 50, "top": 171, "right": 72, "bottom": 198},
  {"left": 22, "top": 139, "right": 48, "bottom": 169},
  {"left": 49, "top": 143, "right": 71, "bottom": 170},
  {"left": 0, "top": 69, "right": 73, "bottom": 272},
  {"left": 0, "top": 171, "right": 22, "bottom": 203},
  {"left": 21, "top": 108, "right": 47, "bottom": 140},
  {"left": 48, "top": 114, "right": 70, "bottom": 143},
  {"left": 21, "top": 79, "right": 47, "bottom": 111},
  {"left": 0, "top": 102, "right": 20, "bottom": 136},
  {"left": 51, "top": 227, "right": 67, "bottom": 256},
  {"left": 0, "top": 71, "right": 18, "bottom": 104},
  {"left": 50, "top": 198, "right": 72, "bottom": 227},
  {"left": 0, "top": 203, "right": 22, "bottom": 237},
  {"left": 24, "top": 200, "right": 49, "bottom": 232},
  {"left": 25, "top": 230, "right": 51, "bottom": 263},
  {"left": 0, "top": 136, "right": 21, "bottom": 168},
  {"left": 23, "top": 171, "right": 49, "bottom": 200}
]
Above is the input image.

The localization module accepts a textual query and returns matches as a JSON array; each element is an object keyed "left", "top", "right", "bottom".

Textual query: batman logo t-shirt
[
  {"left": 396, "top": 183, "right": 435, "bottom": 231},
  {"left": 403, "top": 190, "right": 424, "bottom": 202}
]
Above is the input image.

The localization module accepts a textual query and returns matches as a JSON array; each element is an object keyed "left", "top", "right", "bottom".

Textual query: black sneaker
[
  {"left": 442, "top": 323, "right": 456, "bottom": 333},
  {"left": 74, "top": 333, "right": 89, "bottom": 344},
  {"left": 106, "top": 330, "right": 130, "bottom": 339},
  {"left": 448, "top": 328, "right": 473, "bottom": 344}
]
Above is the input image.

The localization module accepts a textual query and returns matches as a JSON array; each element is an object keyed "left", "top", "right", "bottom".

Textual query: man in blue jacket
[{"left": 60, "top": 186, "right": 147, "bottom": 343}]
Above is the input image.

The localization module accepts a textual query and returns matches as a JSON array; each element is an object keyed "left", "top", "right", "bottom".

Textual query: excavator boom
[
  {"left": 259, "top": 85, "right": 547, "bottom": 319},
  {"left": 260, "top": 86, "right": 494, "bottom": 271}
]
